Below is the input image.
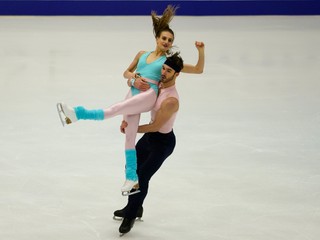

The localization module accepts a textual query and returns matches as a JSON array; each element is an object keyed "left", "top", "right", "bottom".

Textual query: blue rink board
[{"left": 0, "top": 1, "right": 319, "bottom": 16}]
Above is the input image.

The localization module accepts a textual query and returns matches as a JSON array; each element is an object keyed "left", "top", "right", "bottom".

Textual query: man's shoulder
[
  {"left": 161, "top": 97, "right": 179, "bottom": 113},
  {"left": 158, "top": 87, "right": 179, "bottom": 101}
]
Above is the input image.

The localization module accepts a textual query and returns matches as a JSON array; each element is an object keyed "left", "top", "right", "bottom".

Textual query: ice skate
[
  {"left": 121, "top": 180, "right": 140, "bottom": 196},
  {"left": 56, "top": 102, "right": 77, "bottom": 126},
  {"left": 119, "top": 218, "right": 135, "bottom": 236},
  {"left": 113, "top": 206, "right": 143, "bottom": 221}
]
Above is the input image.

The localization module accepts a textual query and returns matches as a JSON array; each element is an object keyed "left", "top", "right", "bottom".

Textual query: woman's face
[{"left": 156, "top": 31, "right": 174, "bottom": 52}]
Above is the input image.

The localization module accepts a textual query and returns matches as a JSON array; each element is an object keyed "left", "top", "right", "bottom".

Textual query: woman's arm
[
  {"left": 123, "top": 51, "right": 150, "bottom": 91},
  {"left": 123, "top": 51, "right": 145, "bottom": 79},
  {"left": 181, "top": 41, "right": 205, "bottom": 74}
]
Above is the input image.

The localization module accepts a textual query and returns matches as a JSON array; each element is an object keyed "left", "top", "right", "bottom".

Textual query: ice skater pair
[{"left": 56, "top": 5, "right": 180, "bottom": 196}]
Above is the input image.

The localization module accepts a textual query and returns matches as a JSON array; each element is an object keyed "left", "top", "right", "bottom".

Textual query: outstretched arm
[{"left": 181, "top": 41, "right": 205, "bottom": 74}]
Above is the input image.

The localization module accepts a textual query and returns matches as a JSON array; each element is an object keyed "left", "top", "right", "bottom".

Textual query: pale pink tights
[{"left": 103, "top": 88, "right": 157, "bottom": 149}]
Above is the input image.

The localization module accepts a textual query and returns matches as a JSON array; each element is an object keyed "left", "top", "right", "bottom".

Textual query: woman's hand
[{"left": 195, "top": 41, "right": 205, "bottom": 50}]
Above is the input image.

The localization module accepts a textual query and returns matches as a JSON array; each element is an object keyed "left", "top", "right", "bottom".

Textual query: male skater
[{"left": 115, "top": 44, "right": 205, "bottom": 235}]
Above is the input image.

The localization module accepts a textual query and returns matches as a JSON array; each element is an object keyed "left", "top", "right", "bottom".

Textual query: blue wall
[{"left": 0, "top": 1, "right": 319, "bottom": 16}]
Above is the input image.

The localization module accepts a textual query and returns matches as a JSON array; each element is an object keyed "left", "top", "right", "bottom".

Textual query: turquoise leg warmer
[
  {"left": 74, "top": 106, "right": 104, "bottom": 120},
  {"left": 125, "top": 149, "right": 138, "bottom": 181}
]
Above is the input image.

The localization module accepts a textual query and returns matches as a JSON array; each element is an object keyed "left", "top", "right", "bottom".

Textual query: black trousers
[{"left": 124, "top": 130, "right": 176, "bottom": 219}]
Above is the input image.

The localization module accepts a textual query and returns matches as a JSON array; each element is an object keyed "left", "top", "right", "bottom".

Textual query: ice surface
[{"left": 0, "top": 15, "right": 320, "bottom": 240}]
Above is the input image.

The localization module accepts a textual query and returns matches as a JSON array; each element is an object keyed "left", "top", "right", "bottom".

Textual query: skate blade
[
  {"left": 121, "top": 189, "right": 140, "bottom": 196},
  {"left": 113, "top": 216, "right": 122, "bottom": 221},
  {"left": 56, "top": 103, "right": 66, "bottom": 127},
  {"left": 113, "top": 216, "right": 143, "bottom": 222},
  {"left": 56, "top": 103, "right": 72, "bottom": 127}
]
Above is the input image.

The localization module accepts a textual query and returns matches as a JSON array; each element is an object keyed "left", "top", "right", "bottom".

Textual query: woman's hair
[{"left": 151, "top": 5, "right": 178, "bottom": 39}]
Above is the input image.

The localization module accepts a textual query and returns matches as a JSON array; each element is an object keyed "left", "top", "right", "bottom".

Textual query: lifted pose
[{"left": 57, "top": 6, "right": 204, "bottom": 197}]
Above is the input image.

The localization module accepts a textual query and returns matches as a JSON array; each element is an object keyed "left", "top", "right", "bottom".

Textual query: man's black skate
[
  {"left": 113, "top": 206, "right": 143, "bottom": 221},
  {"left": 119, "top": 218, "right": 135, "bottom": 236}
]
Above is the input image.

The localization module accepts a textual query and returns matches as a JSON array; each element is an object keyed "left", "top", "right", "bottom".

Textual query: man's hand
[
  {"left": 134, "top": 77, "right": 150, "bottom": 91},
  {"left": 120, "top": 120, "right": 128, "bottom": 133},
  {"left": 127, "top": 77, "right": 150, "bottom": 91}
]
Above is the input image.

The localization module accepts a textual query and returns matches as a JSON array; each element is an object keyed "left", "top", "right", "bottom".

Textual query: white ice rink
[{"left": 0, "top": 15, "right": 320, "bottom": 240}]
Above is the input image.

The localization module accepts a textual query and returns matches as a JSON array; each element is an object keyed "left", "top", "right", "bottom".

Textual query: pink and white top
[{"left": 150, "top": 85, "right": 179, "bottom": 134}]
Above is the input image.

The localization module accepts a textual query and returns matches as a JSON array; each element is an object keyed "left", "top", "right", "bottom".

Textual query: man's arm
[{"left": 138, "top": 97, "right": 179, "bottom": 133}]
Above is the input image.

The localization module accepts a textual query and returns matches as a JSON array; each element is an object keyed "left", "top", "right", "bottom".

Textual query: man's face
[{"left": 161, "top": 64, "right": 176, "bottom": 83}]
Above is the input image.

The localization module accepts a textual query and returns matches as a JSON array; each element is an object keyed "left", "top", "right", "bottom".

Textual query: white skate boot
[
  {"left": 121, "top": 180, "right": 140, "bottom": 196},
  {"left": 56, "top": 103, "right": 78, "bottom": 126}
]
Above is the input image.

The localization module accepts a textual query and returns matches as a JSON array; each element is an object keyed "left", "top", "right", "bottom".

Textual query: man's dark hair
[{"left": 165, "top": 52, "right": 184, "bottom": 73}]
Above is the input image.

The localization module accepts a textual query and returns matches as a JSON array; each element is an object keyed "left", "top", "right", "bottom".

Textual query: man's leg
[
  {"left": 117, "top": 131, "right": 176, "bottom": 234},
  {"left": 125, "top": 131, "right": 176, "bottom": 219}
]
